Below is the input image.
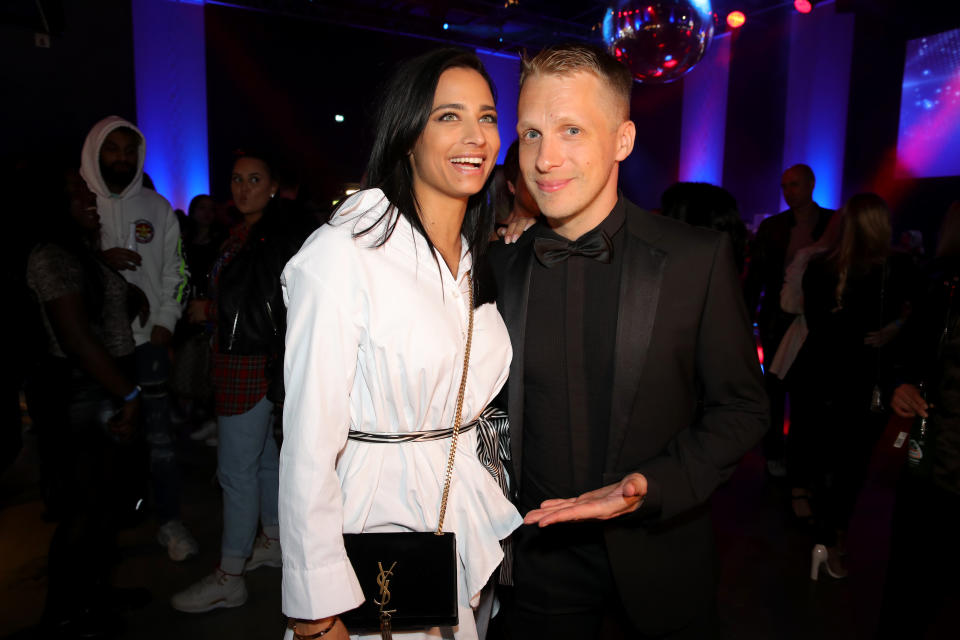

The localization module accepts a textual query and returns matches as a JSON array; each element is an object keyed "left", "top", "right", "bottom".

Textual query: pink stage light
[{"left": 794, "top": 0, "right": 813, "bottom": 14}]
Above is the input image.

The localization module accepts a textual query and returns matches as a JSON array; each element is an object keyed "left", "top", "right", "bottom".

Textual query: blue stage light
[{"left": 131, "top": 0, "right": 209, "bottom": 211}]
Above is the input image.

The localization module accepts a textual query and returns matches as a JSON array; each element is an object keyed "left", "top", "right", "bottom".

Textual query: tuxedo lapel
[
  {"left": 501, "top": 244, "right": 534, "bottom": 487},
  {"left": 606, "top": 210, "right": 666, "bottom": 469}
]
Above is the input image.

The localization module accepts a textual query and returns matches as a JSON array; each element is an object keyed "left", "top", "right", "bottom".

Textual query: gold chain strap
[{"left": 436, "top": 271, "right": 474, "bottom": 535}]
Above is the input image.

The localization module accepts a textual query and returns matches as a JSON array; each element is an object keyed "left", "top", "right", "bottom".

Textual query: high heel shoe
[{"left": 810, "top": 544, "right": 848, "bottom": 580}]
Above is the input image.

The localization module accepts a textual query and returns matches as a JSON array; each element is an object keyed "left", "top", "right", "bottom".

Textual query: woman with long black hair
[{"left": 279, "top": 49, "right": 522, "bottom": 640}]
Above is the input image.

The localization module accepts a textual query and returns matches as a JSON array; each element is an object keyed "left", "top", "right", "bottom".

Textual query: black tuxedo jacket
[{"left": 489, "top": 199, "right": 768, "bottom": 634}]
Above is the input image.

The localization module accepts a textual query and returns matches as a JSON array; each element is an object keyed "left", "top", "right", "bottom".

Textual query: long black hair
[{"left": 360, "top": 48, "right": 499, "bottom": 306}]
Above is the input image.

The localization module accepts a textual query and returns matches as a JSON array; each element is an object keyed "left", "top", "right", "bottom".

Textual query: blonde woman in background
[{"left": 801, "top": 193, "right": 914, "bottom": 580}]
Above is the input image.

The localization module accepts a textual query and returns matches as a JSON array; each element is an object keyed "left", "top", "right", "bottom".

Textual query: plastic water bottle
[{"left": 125, "top": 222, "right": 138, "bottom": 251}]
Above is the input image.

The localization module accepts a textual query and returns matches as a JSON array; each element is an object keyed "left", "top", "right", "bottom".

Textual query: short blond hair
[{"left": 520, "top": 44, "right": 633, "bottom": 119}]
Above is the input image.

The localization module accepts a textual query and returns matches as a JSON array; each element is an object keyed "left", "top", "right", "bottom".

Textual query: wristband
[{"left": 123, "top": 385, "right": 142, "bottom": 402}]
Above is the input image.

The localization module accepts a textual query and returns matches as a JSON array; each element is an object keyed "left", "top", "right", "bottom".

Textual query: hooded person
[
  {"left": 79, "top": 115, "right": 198, "bottom": 562},
  {"left": 80, "top": 115, "right": 187, "bottom": 343}
]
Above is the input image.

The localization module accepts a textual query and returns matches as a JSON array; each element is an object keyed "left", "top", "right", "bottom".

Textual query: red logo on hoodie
[{"left": 134, "top": 219, "right": 155, "bottom": 244}]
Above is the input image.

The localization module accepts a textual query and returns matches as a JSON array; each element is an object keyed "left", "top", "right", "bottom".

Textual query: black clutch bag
[
  {"left": 335, "top": 272, "right": 477, "bottom": 639},
  {"left": 340, "top": 531, "right": 458, "bottom": 632}
]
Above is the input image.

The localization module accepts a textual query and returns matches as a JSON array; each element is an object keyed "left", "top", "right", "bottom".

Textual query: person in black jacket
[
  {"left": 490, "top": 44, "right": 767, "bottom": 639},
  {"left": 171, "top": 150, "right": 314, "bottom": 613},
  {"left": 878, "top": 201, "right": 960, "bottom": 638}
]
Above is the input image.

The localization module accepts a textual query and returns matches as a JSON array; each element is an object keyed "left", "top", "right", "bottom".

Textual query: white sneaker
[
  {"left": 170, "top": 569, "right": 247, "bottom": 613},
  {"left": 246, "top": 533, "right": 282, "bottom": 571},
  {"left": 157, "top": 519, "right": 200, "bottom": 562},
  {"left": 190, "top": 419, "right": 217, "bottom": 441}
]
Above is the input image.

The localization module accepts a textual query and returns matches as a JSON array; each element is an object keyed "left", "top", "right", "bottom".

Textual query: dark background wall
[
  {"left": 204, "top": 4, "right": 436, "bottom": 203},
  {"left": 203, "top": 4, "right": 689, "bottom": 210},
  {"left": 1, "top": 0, "right": 136, "bottom": 167},
  {"left": 620, "top": 81, "right": 684, "bottom": 210},
  {"left": 3, "top": 0, "right": 959, "bottom": 245},
  {"left": 722, "top": 12, "right": 791, "bottom": 223}
]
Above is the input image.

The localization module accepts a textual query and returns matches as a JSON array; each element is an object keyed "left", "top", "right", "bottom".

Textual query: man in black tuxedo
[{"left": 489, "top": 45, "right": 768, "bottom": 639}]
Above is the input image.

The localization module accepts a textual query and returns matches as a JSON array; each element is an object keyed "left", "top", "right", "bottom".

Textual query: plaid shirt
[
  {"left": 210, "top": 222, "right": 269, "bottom": 416},
  {"left": 213, "top": 352, "right": 268, "bottom": 416}
]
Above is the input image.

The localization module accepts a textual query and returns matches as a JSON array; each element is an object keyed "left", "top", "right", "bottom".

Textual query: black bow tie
[{"left": 533, "top": 229, "right": 613, "bottom": 267}]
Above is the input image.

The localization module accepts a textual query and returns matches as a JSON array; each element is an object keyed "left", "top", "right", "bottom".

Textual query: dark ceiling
[
  {"left": 4, "top": 1, "right": 919, "bottom": 51},
  {"left": 208, "top": 0, "right": 803, "bottom": 51}
]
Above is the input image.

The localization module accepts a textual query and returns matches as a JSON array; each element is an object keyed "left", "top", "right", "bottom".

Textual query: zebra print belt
[
  {"left": 347, "top": 421, "right": 477, "bottom": 443},
  {"left": 347, "top": 406, "right": 509, "bottom": 493}
]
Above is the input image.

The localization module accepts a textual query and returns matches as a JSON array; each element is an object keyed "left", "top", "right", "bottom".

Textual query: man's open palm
[{"left": 523, "top": 473, "right": 648, "bottom": 527}]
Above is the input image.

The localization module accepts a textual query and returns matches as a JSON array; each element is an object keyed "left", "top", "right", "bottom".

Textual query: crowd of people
[{"left": 5, "top": 42, "right": 958, "bottom": 640}]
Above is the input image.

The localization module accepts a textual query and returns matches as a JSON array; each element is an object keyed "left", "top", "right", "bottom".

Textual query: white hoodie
[{"left": 80, "top": 116, "right": 187, "bottom": 346}]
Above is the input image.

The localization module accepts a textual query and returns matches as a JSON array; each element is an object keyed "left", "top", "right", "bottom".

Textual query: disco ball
[{"left": 602, "top": 0, "right": 715, "bottom": 84}]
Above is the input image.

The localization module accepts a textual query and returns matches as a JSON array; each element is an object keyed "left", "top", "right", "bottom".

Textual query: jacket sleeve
[
  {"left": 151, "top": 205, "right": 187, "bottom": 332},
  {"left": 279, "top": 236, "right": 365, "bottom": 619},
  {"left": 628, "top": 235, "right": 769, "bottom": 522}
]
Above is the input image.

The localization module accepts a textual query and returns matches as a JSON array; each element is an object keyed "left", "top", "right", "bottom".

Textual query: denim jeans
[
  {"left": 217, "top": 395, "right": 280, "bottom": 561},
  {"left": 135, "top": 342, "right": 180, "bottom": 523}
]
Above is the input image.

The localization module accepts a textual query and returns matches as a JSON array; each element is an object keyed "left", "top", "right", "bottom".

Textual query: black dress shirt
[{"left": 520, "top": 198, "right": 627, "bottom": 514}]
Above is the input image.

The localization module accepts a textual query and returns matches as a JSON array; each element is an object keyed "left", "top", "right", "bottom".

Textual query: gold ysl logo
[{"left": 374, "top": 561, "right": 398, "bottom": 615}]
